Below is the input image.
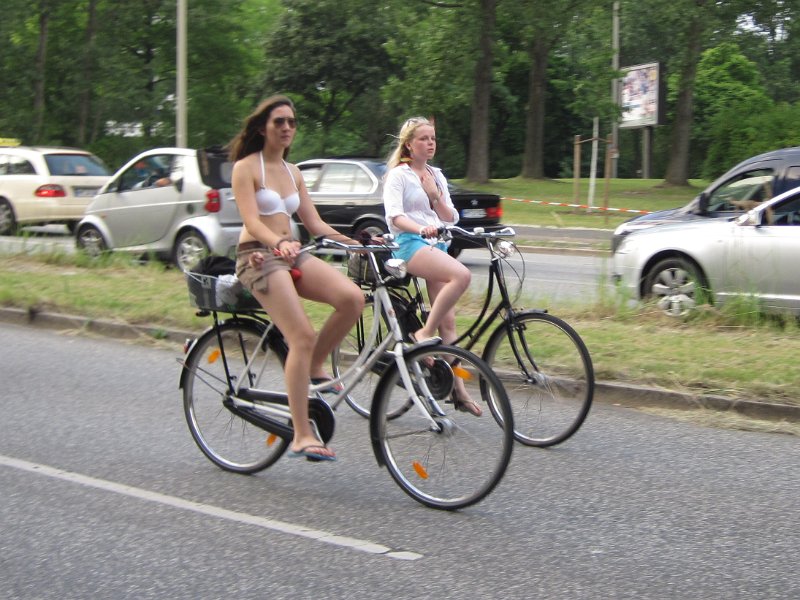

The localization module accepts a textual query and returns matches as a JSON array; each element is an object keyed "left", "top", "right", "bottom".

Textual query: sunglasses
[{"left": 272, "top": 117, "right": 297, "bottom": 128}]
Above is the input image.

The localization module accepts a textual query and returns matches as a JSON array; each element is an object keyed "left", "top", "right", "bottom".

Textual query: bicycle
[
  {"left": 178, "top": 236, "right": 515, "bottom": 510},
  {"left": 333, "top": 225, "right": 594, "bottom": 447}
]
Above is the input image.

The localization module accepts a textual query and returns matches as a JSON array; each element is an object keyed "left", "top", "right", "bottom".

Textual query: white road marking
[{"left": 0, "top": 454, "right": 423, "bottom": 561}]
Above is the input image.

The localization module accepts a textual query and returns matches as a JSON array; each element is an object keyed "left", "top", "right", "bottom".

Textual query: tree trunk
[
  {"left": 663, "top": 0, "right": 706, "bottom": 186},
  {"left": 32, "top": 0, "right": 50, "bottom": 143},
  {"left": 78, "top": 0, "right": 98, "bottom": 145},
  {"left": 521, "top": 35, "right": 549, "bottom": 179},
  {"left": 465, "top": 0, "right": 496, "bottom": 184}
]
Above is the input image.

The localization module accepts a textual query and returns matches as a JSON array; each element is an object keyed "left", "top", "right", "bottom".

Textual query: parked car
[
  {"left": 0, "top": 146, "right": 110, "bottom": 235},
  {"left": 295, "top": 157, "right": 504, "bottom": 256},
  {"left": 612, "top": 186, "right": 800, "bottom": 317},
  {"left": 612, "top": 147, "right": 800, "bottom": 252},
  {"left": 76, "top": 146, "right": 240, "bottom": 271}
]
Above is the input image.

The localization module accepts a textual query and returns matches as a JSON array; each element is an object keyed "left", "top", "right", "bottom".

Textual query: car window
[
  {"left": 317, "top": 163, "right": 373, "bottom": 193},
  {"left": 784, "top": 166, "right": 800, "bottom": 189},
  {"left": 300, "top": 165, "right": 322, "bottom": 190},
  {"left": 708, "top": 168, "right": 773, "bottom": 212},
  {"left": 198, "top": 149, "right": 232, "bottom": 189},
  {"left": 768, "top": 194, "right": 800, "bottom": 226},
  {"left": 5, "top": 155, "right": 37, "bottom": 175},
  {"left": 44, "top": 153, "right": 108, "bottom": 176},
  {"left": 119, "top": 154, "right": 175, "bottom": 191}
]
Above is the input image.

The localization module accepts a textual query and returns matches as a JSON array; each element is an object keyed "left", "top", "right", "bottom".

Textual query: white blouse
[{"left": 383, "top": 164, "right": 459, "bottom": 235}]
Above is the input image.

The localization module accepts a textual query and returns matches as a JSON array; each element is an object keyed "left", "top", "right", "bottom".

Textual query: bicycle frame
[{"left": 188, "top": 244, "right": 450, "bottom": 436}]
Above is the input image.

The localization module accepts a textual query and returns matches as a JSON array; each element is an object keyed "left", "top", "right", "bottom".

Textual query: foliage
[{"left": 4, "top": 0, "right": 800, "bottom": 180}]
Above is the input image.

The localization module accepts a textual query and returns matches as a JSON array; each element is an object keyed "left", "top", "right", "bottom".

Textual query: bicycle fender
[{"left": 177, "top": 317, "right": 267, "bottom": 390}]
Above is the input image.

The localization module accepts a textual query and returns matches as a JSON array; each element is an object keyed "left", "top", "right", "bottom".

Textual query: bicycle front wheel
[
  {"left": 182, "top": 319, "right": 289, "bottom": 473},
  {"left": 483, "top": 311, "right": 594, "bottom": 447},
  {"left": 370, "top": 345, "right": 514, "bottom": 510}
]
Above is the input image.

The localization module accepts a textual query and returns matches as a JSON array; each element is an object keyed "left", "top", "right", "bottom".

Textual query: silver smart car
[{"left": 76, "top": 146, "right": 242, "bottom": 271}]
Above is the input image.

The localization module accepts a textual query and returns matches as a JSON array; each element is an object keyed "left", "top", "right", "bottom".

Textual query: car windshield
[{"left": 44, "top": 153, "right": 109, "bottom": 176}]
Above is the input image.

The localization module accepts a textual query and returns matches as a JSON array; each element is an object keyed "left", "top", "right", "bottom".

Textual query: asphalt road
[{"left": 2, "top": 323, "right": 799, "bottom": 599}]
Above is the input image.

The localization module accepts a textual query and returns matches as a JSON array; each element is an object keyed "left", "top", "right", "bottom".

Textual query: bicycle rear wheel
[
  {"left": 370, "top": 345, "right": 514, "bottom": 510},
  {"left": 182, "top": 319, "right": 289, "bottom": 473},
  {"left": 483, "top": 311, "right": 594, "bottom": 447}
]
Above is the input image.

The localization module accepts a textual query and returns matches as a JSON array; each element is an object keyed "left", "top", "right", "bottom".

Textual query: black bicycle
[{"left": 333, "top": 226, "right": 594, "bottom": 447}]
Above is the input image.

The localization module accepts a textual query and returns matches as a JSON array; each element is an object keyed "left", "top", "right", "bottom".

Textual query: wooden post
[{"left": 603, "top": 135, "right": 612, "bottom": 226}]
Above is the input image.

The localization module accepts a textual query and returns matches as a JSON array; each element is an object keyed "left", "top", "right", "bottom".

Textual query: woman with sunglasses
[
  {"left": 228, "top": 95, "right": 365, "bottom": 462},
  {"left": 383, "top": 116, "right": 481, "bottom": 417}
]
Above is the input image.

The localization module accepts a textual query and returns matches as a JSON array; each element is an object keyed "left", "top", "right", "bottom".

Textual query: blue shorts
[{"left": 394, "top": 232, "right": 448, "bottom": 263}]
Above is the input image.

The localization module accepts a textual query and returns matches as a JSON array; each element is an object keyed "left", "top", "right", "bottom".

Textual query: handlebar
[
  {"left": 430, "top": 225, "right": 516, "bottom": 240},
  {"left": 313, "top": 235, "right": 400, "bottom": 253}
]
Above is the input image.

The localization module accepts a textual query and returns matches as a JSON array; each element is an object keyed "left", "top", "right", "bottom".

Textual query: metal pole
[
  {"left": 611, "top": 1, "right": 620, "bottom": 178},
  {"left": 574, "top": 135, "right": 581, "bottom": 204},
  {"left": 176, "top": 0, "right": 188, "bottom": 147}
]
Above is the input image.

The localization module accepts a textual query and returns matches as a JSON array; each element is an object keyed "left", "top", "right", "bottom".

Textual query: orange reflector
[
  {"left": 207, "top": 349, "right": 221, "bottom": 364},
  {"left": 266, "top": 434, "right": 278, "bottom": 447},
  {"left": 412, "top": 461, "right": 429, "bottom": 479},
  {"left": 453, "top": 365, "right": 472, "bottom": 381}
]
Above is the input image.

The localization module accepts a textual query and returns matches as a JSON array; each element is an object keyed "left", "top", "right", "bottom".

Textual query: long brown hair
[{"left": 227, "top": 95, "right": 295, "bottom": 161}]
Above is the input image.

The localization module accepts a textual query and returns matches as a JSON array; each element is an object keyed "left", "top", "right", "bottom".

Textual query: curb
[{"left": 2, "top": 306, "right": 798, "bottom": 424}]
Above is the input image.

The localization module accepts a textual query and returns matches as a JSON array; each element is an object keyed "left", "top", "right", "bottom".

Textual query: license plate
[
  {"left": 461, "top": 208, "right": 486, "bottom": 218},
  {"left": 73, "top": 187, "right": 99, "bottom": 198}
]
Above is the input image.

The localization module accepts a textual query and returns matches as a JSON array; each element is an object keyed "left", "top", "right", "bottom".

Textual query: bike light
[
  {"left": 495, "top": 240, "right": 514, "bottom": 258},
  {"left": 384, "top": 258, "right": 407, "bottom": 279}
]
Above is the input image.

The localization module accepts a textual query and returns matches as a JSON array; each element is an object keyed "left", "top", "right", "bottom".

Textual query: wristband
[{"left": 274, "top": 237, "right": 291, "bottom": 250}]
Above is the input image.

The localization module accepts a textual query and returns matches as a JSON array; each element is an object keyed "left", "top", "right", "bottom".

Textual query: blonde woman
[
  {"left": 383, "top": 117, "right": 481, "bottom": 417},
  {"left": 228, "top": 95, "right": 365, "bottom": 461}
]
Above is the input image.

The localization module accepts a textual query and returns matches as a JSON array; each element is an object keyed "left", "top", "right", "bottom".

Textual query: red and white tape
[{"left": 503, "top": 196, "right": 651, "bottom": 214}]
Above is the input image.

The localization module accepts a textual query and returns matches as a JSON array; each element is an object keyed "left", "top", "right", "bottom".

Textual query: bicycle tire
[
  {"left": 370, "top": 344, "right": 514, "bottom": 510},
  {"left": 482, "top": 311, "right": 594, "bottom": 447},
  {"left": 182, "top": 319, "right": 289, "bottom": 473},
  {"left": 333, "top": 292, "right": 422, "bottom": 418}
]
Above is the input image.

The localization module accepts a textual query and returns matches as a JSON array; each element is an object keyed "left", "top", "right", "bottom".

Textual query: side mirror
[
  {"left": 737, "top": 210, "right": 761, "bottom": 227},
  {"left": 697, "top": 192, "right": 709, "bottom": 215},
  {"left": 173, "top": 177, "right": 184, "bottom": 192}
]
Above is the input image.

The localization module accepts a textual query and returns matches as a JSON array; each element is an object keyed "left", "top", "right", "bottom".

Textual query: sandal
[{"left": 450, "top": 391, "right": 483, "bottom": 417}]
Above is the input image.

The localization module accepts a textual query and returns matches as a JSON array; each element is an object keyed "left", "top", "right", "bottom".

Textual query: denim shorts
[{"left": 393, "top": 232, "right": 447, "bottom": 263}]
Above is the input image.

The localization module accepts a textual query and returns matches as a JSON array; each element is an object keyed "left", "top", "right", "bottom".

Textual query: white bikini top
[{"left": 255, "top": 159, "right": 300, "bottom": 216}]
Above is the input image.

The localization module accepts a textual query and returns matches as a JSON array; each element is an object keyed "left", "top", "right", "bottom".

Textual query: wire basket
[
  {"left": 185, "top": 271, "right": 262, "bottom": 312},
  {"left": 347, "top": 250, "right": 408, "bottom": 286}
]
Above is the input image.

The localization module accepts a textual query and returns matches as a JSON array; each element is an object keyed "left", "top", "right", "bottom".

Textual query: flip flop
[
  {"left": 450, "top": 392, "right": 483, "bottom": 417},
  {"left": 287, "top": 444, "right": 337, "bottom": 462},
  {"left": 310, "top": 377, "right": 344, "bottom": 393}
]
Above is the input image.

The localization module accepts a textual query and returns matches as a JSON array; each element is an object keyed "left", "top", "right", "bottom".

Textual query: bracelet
[
  {"left": 419, "top": 226, "right": 425, "bottom": 236},
  {"left": 273, "top": 237, "right": 291, "bottom": 250}
]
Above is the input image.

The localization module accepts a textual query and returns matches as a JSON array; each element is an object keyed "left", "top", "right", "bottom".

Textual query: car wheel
[
  {"left": 76, "top": 224, "right": 108, "bottom": 258},
  {"left": 643, "top": 256, "right": 707, "bottom": 317},
  {"left": 0, "top": 199, "right": 17, "bottom": 235},
  {"left": 354, "top": 219, "right": 388, "bottom": 241},
  {"left": 173, "top": 229, "right": 209, "bottom": 272}
]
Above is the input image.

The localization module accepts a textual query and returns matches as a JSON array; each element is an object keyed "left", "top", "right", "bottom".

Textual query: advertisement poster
[{"left": 619, "top": 62, "right": 661, "bottom": 129}]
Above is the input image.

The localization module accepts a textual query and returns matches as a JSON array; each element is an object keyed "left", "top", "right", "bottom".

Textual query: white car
[
  {"left": 612, "top": 186, "right": 800, "bottom": 316},
  {"left": 76, "top": 147, "right": 242, "bottom": 271},
  {"left": 0, "top": 146, "right": 110, "bottom": 235}
]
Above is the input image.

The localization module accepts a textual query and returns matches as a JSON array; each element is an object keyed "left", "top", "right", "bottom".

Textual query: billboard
[{"left": 619, "top": 62, "right": 662, "bottom": 129}]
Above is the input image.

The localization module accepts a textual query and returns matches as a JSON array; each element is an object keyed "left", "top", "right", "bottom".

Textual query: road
[
  {"left": 1, "top": 323, "right": 798, "bottom": 599},
  {"left": 0, "top": 226, "right": 614, "bottom": 304}
]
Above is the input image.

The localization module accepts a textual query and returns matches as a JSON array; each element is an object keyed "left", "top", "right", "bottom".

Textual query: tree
[{"left": 263, "top": 0, "right": 396, "bottom": 155}]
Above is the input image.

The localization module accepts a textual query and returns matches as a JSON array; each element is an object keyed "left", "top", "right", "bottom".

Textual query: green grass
[
  {"left": 453, "top": 176, "right": 709, "bottom": 230},
  {"left": 3, "top": 250, "right": 800, "bottom": 408}
]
